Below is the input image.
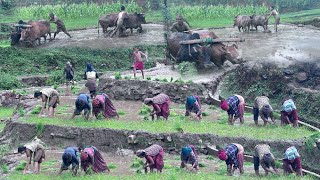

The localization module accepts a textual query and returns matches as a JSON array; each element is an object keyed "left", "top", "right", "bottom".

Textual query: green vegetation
[
  {"left": 177, "top": 62, "right": 197, "bottom": 76},
  {"left": 1, "top": 164, "right": 9, "bottom": 174},
  {"left": 7, "top": 168, "right": 315, "bottom": 180},
  {"left": 21, "top": 113, "right": 314, "bottom": 140},
  {"left": 36, "top": 122, "right": 44, "bottom": 136},
  {"left": 0, "top": 45, "right": 165, "bottom": 89},
  {"left": 0, "top": 107, "right": 14, "bottom": 118}
]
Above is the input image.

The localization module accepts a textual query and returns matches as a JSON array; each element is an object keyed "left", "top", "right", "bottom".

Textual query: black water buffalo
[
  {"left": 98, "top": 13, "right": 118, "bottom": 33},
  {"left": 99, "top": 13, "right": 146, "bottom": 35},
  {"left": 20, "top": 20, "right": 51, "bottom": 46},
  {"left": 10, "top": 31, "right": 20, "bottom": 46},
  {"left": 167, "top": 32, "right": 213, "bottom": 69},
  {"left": 234, "top": 15, "right": 251, "bottom": 32},
  {"left": 250, "top": 15, "right": 268, "bottom": 31}
]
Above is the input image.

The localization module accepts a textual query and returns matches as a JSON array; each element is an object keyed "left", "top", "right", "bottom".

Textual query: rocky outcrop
[
  {"left": 19, "top": 75, "right": 48, "bottom": 87},
  {"left": 98, "top": 78, "right": 222, "bottom": 104}
]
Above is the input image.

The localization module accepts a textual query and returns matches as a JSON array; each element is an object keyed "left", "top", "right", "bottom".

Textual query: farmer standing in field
[
  {"left": 132, "top": 47, "right": 148, "bottom": 79},
  {"left": 218, "top": 143, "right": 245, "bottom": 176},
  {"left": 170, "top": 15, "right": 190, "bottom": 33},
  {"left": 34, "top": 88, "right": 59, "bottom": 117},
  {"left": 111, "top": 5, "right": 129, "bottom": 37},
  {"left": 253, "top": 144, "right": 279, "bottom": 176},
  {"left": 253, "top": 96, "right": 275, "bottom": 126},
  {"left": 84, "top": 63, "right": 98, "bottom": 98},
  {"left": 63, "top": 61, "right": 74, "bottom": 96},
  {"left": 266, "top": 5, "right": 280, "bottom": 32},
  {"left": 49, "top": 12, "right": 72, "bottom": 38},
  {"left": 220, "top": 95, "right": 245, "bottom": 125}
]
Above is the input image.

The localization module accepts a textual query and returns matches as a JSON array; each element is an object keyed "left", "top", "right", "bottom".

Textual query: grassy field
[{"left": 7, "top": 170, "right": 313, "bottom": 180}]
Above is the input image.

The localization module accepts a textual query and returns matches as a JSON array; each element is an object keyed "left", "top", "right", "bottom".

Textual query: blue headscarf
[
  {"left": 181, "top": 146, "right": 192, "bottom": 159},
  {"left": 85, "top": 63, "right": 96, "bottom": 73},
  {"left": 186, "top": 96, "right": 197, "bottom": 107}
]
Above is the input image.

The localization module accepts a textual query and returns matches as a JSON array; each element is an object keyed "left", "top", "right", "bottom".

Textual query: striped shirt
[{"left": 145, "top": 144, "right": 163, "bottom": 157}]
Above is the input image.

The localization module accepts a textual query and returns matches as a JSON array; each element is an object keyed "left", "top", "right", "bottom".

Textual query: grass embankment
[
  {"left": 0, "top": 45, "right": 165, "bottom": 90},
  {"left": 0, "top": 107, "right": 14, "bottom": 131},
  {"left": 20, "top": 106, "right": 314, "bottom": 141}
]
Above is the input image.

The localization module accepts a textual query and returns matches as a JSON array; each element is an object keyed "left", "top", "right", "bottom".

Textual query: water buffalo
[
  {"left": 234, "top": 15, "right": 251, "bottom": 32},
  {"left": 98, "top": 13, "right": 118, "bottom": 33},
  {"left": 192, "top": 30, "right": 243, "bottom": 68},
  {"left": 10, "top": 31, "right": 20, "bottom": 46},
  {"left": 104, "top": 13, "right": 146, "bottom": 37},
  {"left": 250, "top": 15, "right": 268, "bottom": 31},
  {"left": 167, "top": 32, "right": 213, "bottom": 69},
  {"left": 20, "top": 20, "right": 51, "bottom": 46}
]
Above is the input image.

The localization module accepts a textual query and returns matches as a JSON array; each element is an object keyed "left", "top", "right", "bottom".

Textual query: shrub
[
  {"left": 114, "top": 72, "right": 122, "bottom": 80},
  {"left": 46, "top": 69, "right": 64, "bottom": 86},
  {"left": 0, "top": 72, "right": 22, "bottom": 90}
]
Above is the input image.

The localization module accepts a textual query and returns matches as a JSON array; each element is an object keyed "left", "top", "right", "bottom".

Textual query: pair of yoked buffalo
[
  {"left": 168, "top": 30, "right": 243, "bottom": 69},
  {"left": 11, "top": 20, "right": 51, "bottom": 46},
  {"left": 234, "top": 15, "right": 268, "bottom": 32},
  {"left": 98, "top": 12, "right": 146, "bottom": 35}
]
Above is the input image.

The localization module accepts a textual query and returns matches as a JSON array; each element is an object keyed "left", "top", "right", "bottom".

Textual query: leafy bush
[
  {"left": 114, "top": 72, "right": 122, "bottom": 80},
  {"left": 0, "top": 72, "right": 22, "bottom": 90},
  {"left": 1, "top": 164, "right": 9, "bottom": 174},
  {"left": 46, "top": 69, "right": 64, "bottom": 86}
]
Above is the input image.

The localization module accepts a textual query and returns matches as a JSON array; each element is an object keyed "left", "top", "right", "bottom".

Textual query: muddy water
[
  {"left": 212, "top": 24, "right": 320, "bottom": 67},
  {"left": 41, "top": 24, "right": 165, "bottom": 49}
]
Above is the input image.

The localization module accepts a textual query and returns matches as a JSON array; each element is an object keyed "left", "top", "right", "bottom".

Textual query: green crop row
[
  {"left": 170, "top": 5, "right": 268, "bottom": 20},
  {"left": 15, "top": 1, "right": 143, "bottom": 19}
]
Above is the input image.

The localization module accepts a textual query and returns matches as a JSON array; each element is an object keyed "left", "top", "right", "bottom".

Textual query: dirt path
[{"left": 40, "top": 24, "right": 165, "bottom": 49}]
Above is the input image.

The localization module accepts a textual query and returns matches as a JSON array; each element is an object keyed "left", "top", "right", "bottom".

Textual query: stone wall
[
  {"left": 98, "top": 78, "right": 221, "bottom": 104},
  {"left": 1, "top": 121, "right": 319, "bottom": 173}
]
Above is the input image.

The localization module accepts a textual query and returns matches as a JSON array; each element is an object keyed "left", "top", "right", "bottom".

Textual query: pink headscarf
[{"left": 220, "top": 100, "right": 229, "bottom": 111}]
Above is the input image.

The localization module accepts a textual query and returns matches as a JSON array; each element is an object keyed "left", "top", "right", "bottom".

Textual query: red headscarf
[
  {"left": 80, "top": 151, "right": 89, "bottom": 161},
  {"left": 220, "top": 100, "right": 229, "bottom": 111},
  {"left": 92, "top": 99, "right": 100, "bottom": 107},
  {"left": 218, "top": 149, "right": 227, "bottom": 160}
]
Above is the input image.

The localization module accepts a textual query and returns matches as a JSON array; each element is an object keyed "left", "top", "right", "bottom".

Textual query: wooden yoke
[{"left": 180, "top": 37, "right": 245, "bottom": 45}]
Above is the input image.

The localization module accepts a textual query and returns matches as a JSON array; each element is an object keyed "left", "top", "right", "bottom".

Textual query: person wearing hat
[
  {"left": 17, "top": 137, "right": 45, "bottom": 174},
  {"left": 49, "top": 12, "right": 72, "bottom": 38},
  {"left": 170, "top": 15, "right": 190, "bottom": 32},
  {"left": 217, "top": 143, "right": 244, "bottom": 176},
  {"left": 280, "top": 98, "right": 299, "bottom": 128},
  {"left": 253, "top": 96, "right": 275, "bottom": 126},
  {"left": 220, "top": 95, "right": 245, "bottom": 125},
  {"left": 71, "top": 94, "right": 91, "bottom": 120},
  {"left": 144, "top": 93, "right": 170, "bottom": 120},
  {"left": 283, "top": 146, "right": 302, "bottom": 176},
  {"left": 180, "top": 145, "right": 198, "bottom": 171},
  {"left": 92, "top": 93, "right": 119, "bottom": 119},
  {"left": 58, "top": 147, "right": 79, "bottom": 176},
  {"left": 253, "top": 144, "right": 278, "bottom": 176},
  {"left": 136, "top": 144, "right": 164, "bottom": 173},
  {"left": 34, "top": 88, "right": 59, "bottom": 117}
]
